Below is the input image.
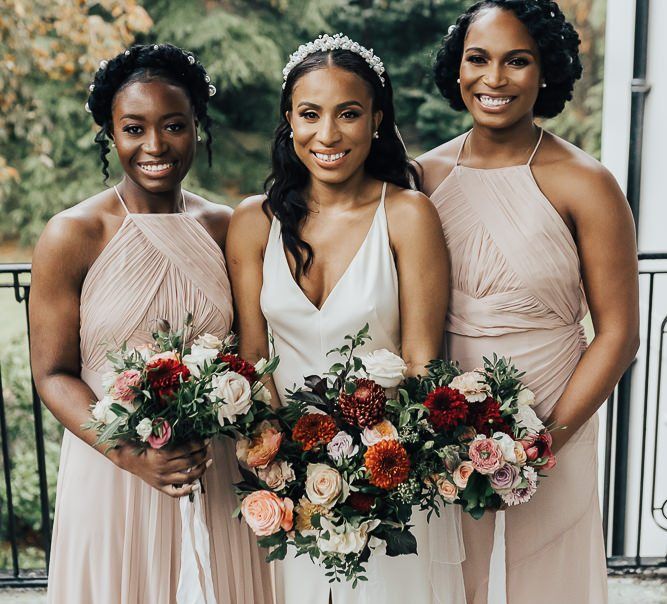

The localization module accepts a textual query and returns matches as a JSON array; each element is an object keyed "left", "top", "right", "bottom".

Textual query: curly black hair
[
  {"left": 86, "top": 43, "right": 214, "bottom": 182},
  {"left": 433, "top": 0, "right": 582, "bottom": 118}
]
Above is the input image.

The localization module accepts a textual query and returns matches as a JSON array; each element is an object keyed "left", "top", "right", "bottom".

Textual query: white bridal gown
[{"left": 261, "top": 182, "right": 467, "bottom": 604}]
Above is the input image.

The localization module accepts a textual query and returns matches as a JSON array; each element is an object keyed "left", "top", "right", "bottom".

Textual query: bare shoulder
[
  {"left": 384, "top": 186, "right": 443, "bottom": 247},
  {"left": 185, "top": 191, "right": 233, "bottom": 248},
  {"left": 227, "top": 194, "right": 272, "bottom": 256},
  {"left": 415, "top": 134, "right": 465, "bottom": 196}
]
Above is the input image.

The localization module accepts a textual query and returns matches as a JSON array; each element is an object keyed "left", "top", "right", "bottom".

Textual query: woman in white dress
[{"left": 226, "top": 35, "right": 467, "bottom": 604}]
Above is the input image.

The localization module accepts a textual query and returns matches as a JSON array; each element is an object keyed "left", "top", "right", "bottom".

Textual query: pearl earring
[
  {"left": 541, "top": 82, "right": 547, "bottom": 88},
  {"left": 111, "top": 141, "right": 116, "bottom": 148},
  {"left": 373, "top": 131, "right": 379, "bottom": 139},
  {"left": 457, "top": 77, "right": 461, "bottom": 84},
  {"left": 289, "top": 131, "right": 294, "bottom": 139}
]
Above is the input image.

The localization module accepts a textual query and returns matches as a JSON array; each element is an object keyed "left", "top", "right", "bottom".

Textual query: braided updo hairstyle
[
  {"left": 86, "top": 43, "right": 215, "bottom": 181},
  {"left": 434, "top": 0, "right": 582, "bottom": 118}
]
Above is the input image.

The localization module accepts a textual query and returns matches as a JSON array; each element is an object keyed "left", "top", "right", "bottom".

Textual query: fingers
[
  {"left": 166, "top": 439, "right": 211, "bottom": 461},
  {"left": 164, "top": 458, "right": 213, "bottom": 486},
  {"left": 162, "top": 482, "right": 199, "bottom": 498}
]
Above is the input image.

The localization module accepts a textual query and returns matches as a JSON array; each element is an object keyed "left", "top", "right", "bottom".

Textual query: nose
[
  {"left": 482, "top": 62, "right": 508, "bottom": 88},
  {"left": 142, "top": 128, "right": 168, "bottom": 155},
  {"left": 317, "top": 115, "right": 342, "bottom": 147}
]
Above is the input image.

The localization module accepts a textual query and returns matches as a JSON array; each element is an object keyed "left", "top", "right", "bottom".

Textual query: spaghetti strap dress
[
  {"left": 429, "top": 130, "right": 607, "bottom": 604},
  {"left": 47, "top": 189, "right": 273, "bottom": 604}
]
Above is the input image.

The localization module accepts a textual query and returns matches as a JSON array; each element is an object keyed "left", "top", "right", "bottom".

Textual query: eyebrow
[
  {"left": 296, "top": 100, "right": 365, "bottom": 110},
  {"left": 118, "top": 112, "right": 187, "bottom": 120},
  {"left": 464, "top": 46, "right": 537, "bottom": 57}
]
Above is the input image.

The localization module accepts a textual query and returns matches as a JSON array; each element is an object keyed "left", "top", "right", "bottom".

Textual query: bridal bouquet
[
  {"left": 236, "top": 326, "right": 433, "bottom": 584},
  {"left": 409, "top": 356, "right": 557, "bottom": 519},
  {"left": 84, "top": 316, "right": 277, "bottom": 604}
]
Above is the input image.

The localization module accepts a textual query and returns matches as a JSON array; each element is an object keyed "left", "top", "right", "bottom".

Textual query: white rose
[
  {"left": 317, "top": 518, "right": 380, "bottom": 555},
  {"left": 257, "top": 460, "right": 295, "bottom": 491},
  {"left": 516, "top": 387, "right": 536, "bottom": 407},
  {"left": 359, "top": 349, "right": 407, "bottom": 388},
  {"left": 493, "top": 432, "right": 517, "bottom": 463},
  {"left": 92, "top": 396, "right": 117, "bottom": 425},
  {"left": 361, "top": 419, "right": 399, "bottom": 447},
  {"left": 212, "top": 371, "right": 253, "bottom": 424},
  {"left": 136, "top": 417, "right": 153, "bottom": 442},
  {"left": 449, "top": 371, "right": 492, "bottom": 402},
  {"left": 326, "top": 431, "right": 359, "bottom": 461},
  {"left": 194, "top": 333, "right": 223, "bottom": 349},
  {"left": 182, "top": 344, "right": 219, "bottom": 378},
  {"left": 253, "top": 383, "right": 272, "bottom": 405},
  {"left": 514, "top": 405, "right": 545, "bottom": 434},
  {"left": 305, "top": 463, "right": 348, "bottom": 508}
]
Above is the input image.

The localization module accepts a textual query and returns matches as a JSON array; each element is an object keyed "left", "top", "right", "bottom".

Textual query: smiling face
[
  {"left": 110, "top": 79, "right": 197, "bottom": 194},
  {"left": 459, "top": 7, "right": 542, "bottom": 129},
  {"left": 286, "top": 65, "right": 382, "bottom": 186}
]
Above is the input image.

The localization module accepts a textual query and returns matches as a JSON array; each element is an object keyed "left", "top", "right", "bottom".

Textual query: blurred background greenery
[{"left": 0, "top": 0, "right": 605, "bottom": 569}]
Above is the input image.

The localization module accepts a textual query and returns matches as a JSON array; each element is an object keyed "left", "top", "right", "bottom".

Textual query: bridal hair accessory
[{"left": 282, "top": 33, "right": 385, "bottom": 88}]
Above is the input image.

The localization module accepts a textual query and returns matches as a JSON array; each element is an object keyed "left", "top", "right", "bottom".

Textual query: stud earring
[
  {"left": 373, "top": 131, "right": 379, "bottom": 139},
  {"left": 289, "top": 131, "right": 294, "bottom": 139},
  {"left": 111, "top": 142, "right": 116, "bottom": 148},
  {"left": 541, "top": 82, "right": 547, "bottom": 88},
  {"left": 457, "top": 77, "right": 461, "bottom": 84},
  {"left": 197, "top": 134, "right": 202, "bottom": 142}
]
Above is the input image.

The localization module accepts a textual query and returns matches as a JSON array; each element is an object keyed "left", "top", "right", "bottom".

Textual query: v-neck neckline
[{"left": 280, "top": 184, "right": 386, "bottom": 313}]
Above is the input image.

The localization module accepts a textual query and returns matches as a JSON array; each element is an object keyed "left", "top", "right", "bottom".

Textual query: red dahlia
[
  {"left": 364, "top": 440, "right": 410, "bottom": 490},
  {"left": 218, "top": 354, "right": 258, "bottom": 383},
  {"left": 424, "top": 386, "right": 468, "bottom": 431},
  {"left": 347, "top": 492, "right": 376, "bottom": 513},
  {"left": 146, "top": 357, "right": 190, "bottom": 404},
  {"left": 467, "top": 396, "right": 510, "bottom": 436},
  {"left": 292, "top": 413, "right": 338, "bottom": 451},
  {"left": 338, "top": 378, "right": 386, "bottom": 428}
]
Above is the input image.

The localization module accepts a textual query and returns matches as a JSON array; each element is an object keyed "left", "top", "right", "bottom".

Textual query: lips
[
  {"left": 310, "top": 150, "right": 350, "bottom": 168},
  {"left": 137, "top": 161, "right": 178, "bottom": 177},
  {"left": 475, "top": 94, "right": 515, "bottom": 110}
]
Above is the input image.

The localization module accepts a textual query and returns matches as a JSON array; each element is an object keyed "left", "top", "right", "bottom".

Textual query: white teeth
[
  {"left": 314, "top": 152, "right": 346, "bottom": 162},
  {"left": 478, "top": 95, "right": 513, "bottom": 107},
  {"left": 139, "top": 162, "right": 175, "bottom": 172}
]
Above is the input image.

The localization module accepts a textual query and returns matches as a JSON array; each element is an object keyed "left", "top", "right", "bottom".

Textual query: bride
[{"left": 226, "top": 34, "right": 466, "bottom": 604}]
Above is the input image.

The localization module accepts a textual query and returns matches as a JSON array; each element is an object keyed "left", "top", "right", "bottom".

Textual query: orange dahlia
[
  {"left": 292, "top": 413, "right": 338, "bottom": 451},
  {"left": 364, "top": 439, "right": 410, "bottom": 490}
]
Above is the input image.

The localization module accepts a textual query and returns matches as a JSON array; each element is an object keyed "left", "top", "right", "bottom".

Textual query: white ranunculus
[
  {"left": 136, "top": 418, "right": 153, "bottom": 442},
  {"left": 194, "top": 333, "right": 223, "bottom": 349},
  {"left": 212, "top": 371, "right": 253, "bottom": 424},
  {"left": 182, "top": 344, "right": 219, "bottom": 378},
  {"left": 360, "top": 419, "right": 399, "bottom": 447},
  {"left": 257, "top": 460, "right": 295, "bottom": 491},
  {"left": 514, "top": 405, "right": 545, "bottom": 433},
  {"left": 359, "top": 349, "right": 407, "bottom": 388},
  {"left": 493, "top": 432, "right": 518, "bottom": 463},
  {"left": 317, "top": 518, "right": 380, "bottom": 555},
  {"left": 450, "top": 371, "right": 492, "bottom": 402},
  {"left": 326, "top": 431, "right": 359, "bottom": 461},
  {"left": 516, "top": 387, "right": 536, "bottom": 407},
  {"left": 305, "top": 463, "right": 348, "bottom": 508},
  {"left": 92, "top": 396, "right": 117, "bottom": 425}
]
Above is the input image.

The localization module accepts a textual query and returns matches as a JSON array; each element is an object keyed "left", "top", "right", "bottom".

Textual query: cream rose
[
  {"left": 359, "top": 349, "right": 407, "bottom": 388},
  {"left": 182, "top": 344, "right": 219, "bottom": 378},
  {"left": 213, "top": 371, "right": 252, "bottom": 424},
  {"left": 514, "top": 442, "right": 527, "bottom": 466},
  {"left": 452, "top": 461, "right": 474, "bottom": 489},
  {"left": 516, "top": 387, "right": 536, "bottom": 407},
  {"left": 317, "top": 518, "right": 380, "bottom": 555},
  {"left": 450, "top": 371, "right": 492, "bottom": 402},
  {"left": 253, "top": 383, "right": 272, "bottom": 405},
  {"left": 92, "top": 396, "right": 117, "bottom": 425},
  {"left": 136, "top": 417, "right": 153, "bottom": 442},
  {"left": 305, "top": 463, "right": 348, "bottom": 508},
  {"left": 514, "top": 404, "right": 545, "bottom": 433},
  {"left": 257, "top": 460, "right": 295, "bottom": 491},
  {"left": 327, "top": 431, "right": 359, "bottom": 461},
  {"left": 493, "top": 432, "right": 518, "bottom": 463},
  {"left": 241, "top": 491, "right": 293, "bottom": 536},
  {"left": 194, "top": 333, "right": 223, "bottom": 349},
  {"left": 360, "top": 419, "right": 398, "bottom": 447}
]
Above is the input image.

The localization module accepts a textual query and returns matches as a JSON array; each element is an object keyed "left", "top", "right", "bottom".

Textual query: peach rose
[
  {"left": 468, "top": 437, "right": 503, "bottom": 475},
  {"left": 361, "top": 419, "right": 399, "bottom": 447},
  {"left": 514, "top": 442, "right": 527, "bottom": 466},
  {"left": 452, "top": 461, "right": 475, "bottom": 489},
  {"left": 246, "top": 423, "right": 283, "bottom": 469},
  {"left": 433, "top": 475, "right": 458, "bottom": 503},
  {"left": 241, "top": 491, "right": 293, "bottom": 536},
  {"left": 111, "top": 369, "right": 142, "bottom": 404}
]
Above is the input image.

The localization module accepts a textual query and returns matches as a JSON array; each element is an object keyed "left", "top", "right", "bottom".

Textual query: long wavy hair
[{"left": 265, "top": 49, "right": 418, "bottom": 282}]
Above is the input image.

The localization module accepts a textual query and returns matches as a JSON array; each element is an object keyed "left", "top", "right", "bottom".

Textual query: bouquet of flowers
[
  {"left": 408, "top": 356, "right": 557, "bottom": 519},
  {"left": 84, "top": 316, "right": 277, "bottom": 604},
  {"left": 235, "top": 326, "right": 433, "bottom": 584}
]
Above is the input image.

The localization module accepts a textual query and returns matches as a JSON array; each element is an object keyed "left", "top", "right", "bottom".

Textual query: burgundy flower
[
  {"left": 522, "top": 432, "right": 556, "bottom": 470},
  {"left": 146, "top": 355, "right": 190, "bottom": 404},
  {"left": 218, "top": 354, "right": 258, "bottom": 383},
  {"left": 467, "top": 396, "right": 510, "bottom": 436},
  {"left": 347, "top": 492, "right": 376, "bottom": 513},
  {"left": 424, "top": 387, "right": 469, "bottom": 432}
]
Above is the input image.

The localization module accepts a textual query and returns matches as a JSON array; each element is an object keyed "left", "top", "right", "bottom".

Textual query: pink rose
[
  {"left": 521, "top": 432, "right": 556, "bottom": 470},
  {"left": 241, "top": 491, "right": 294, "bottom": 536},
  {"left": 147, "top": 418, "right": 172, "bottom": 449},
  {"left": 111, "top": 369, "right": 142, "bottom": 404},
  {"left": 246, "top": 423, "right": 283, "bottom": 469},
  {"left": 468, "top": 437, "right": 503, "bottom": 475},
  {"left": 452, "top": 461, "right": 474, "bottom": 489}
]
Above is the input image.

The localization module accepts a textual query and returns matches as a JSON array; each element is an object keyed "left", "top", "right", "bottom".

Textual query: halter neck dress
[
  {"left": 261, "top": 183, "right": 467, "bottom": 604},
  {"left": 47, "top": 190, "right": 273, "bottom": 604},
  {"left": 429, "top": 130, "right": 607, "bottom": 604}
]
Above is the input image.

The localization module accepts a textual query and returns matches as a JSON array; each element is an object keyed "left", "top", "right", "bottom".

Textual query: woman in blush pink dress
[{"left": 418, "top": 2, "right": 639, "bottom": 603}]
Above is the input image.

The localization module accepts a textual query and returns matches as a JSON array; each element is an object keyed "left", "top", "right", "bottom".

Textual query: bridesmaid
[
  {"left": 418, "top": 2, "right": 639, "bottom": 603},
  {"left": 30, "top": 44, "right": 272, "bottom": 603},
  {"left": 227, "top": 35, "right": 466, "bottom": 604}
]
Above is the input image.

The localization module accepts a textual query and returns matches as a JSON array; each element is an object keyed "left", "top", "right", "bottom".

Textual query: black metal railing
[{"left": 0, "top": 258, "right": 665, "bottom": 588}]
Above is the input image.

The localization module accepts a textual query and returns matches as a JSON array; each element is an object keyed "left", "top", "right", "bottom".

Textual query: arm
[
  {"left": 546, "top": 164, "right": 639, "bottom": 451},
  {"left": 386, "top": 190, "right": 450, "bottom": 376},
  {"left": 29, "top": 214, "right": 209, "bottom": 497},
  {"left": 225, "top": 197, "right": 281, "bottom": 407}
]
